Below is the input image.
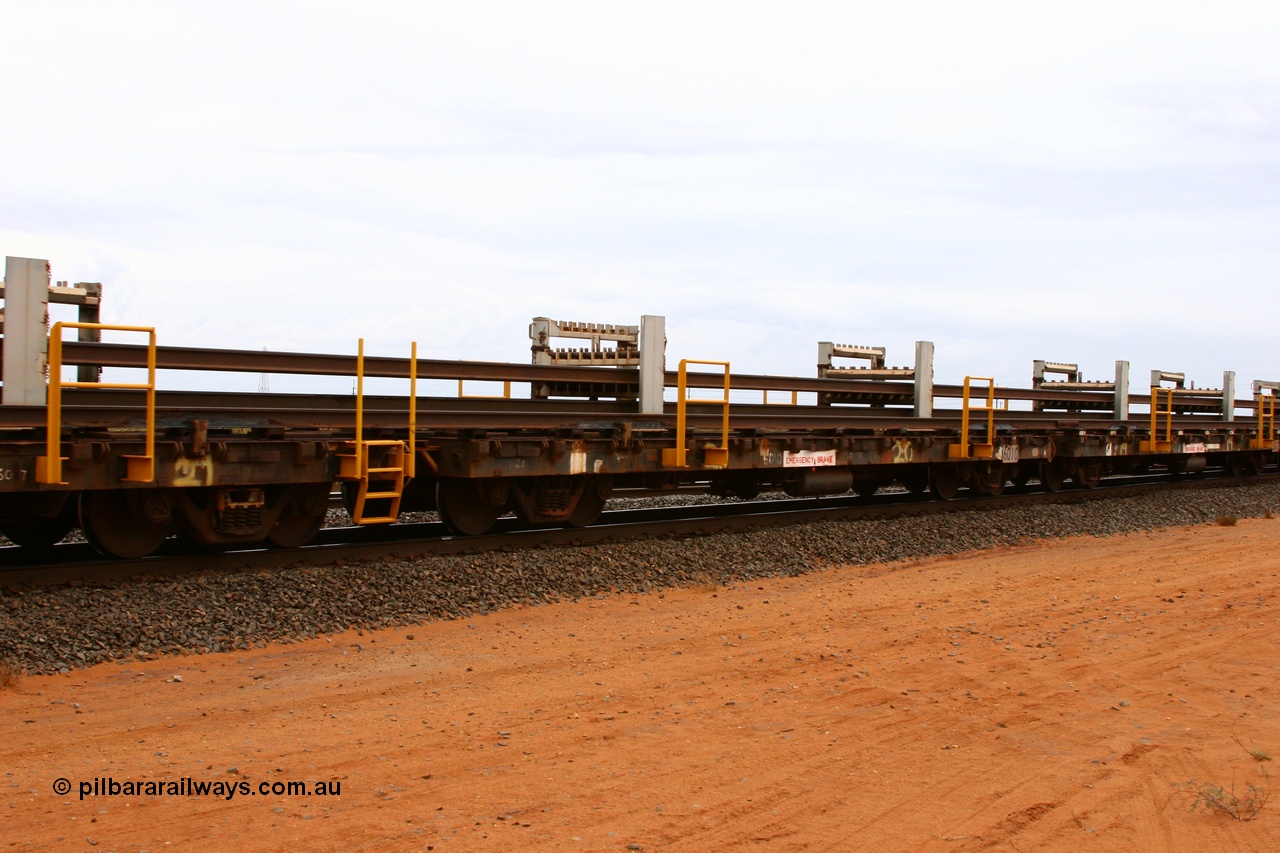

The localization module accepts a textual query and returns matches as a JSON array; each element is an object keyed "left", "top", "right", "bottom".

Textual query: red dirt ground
[{"left": 5, "top": 518, "right": 1280, "bottom": 851}]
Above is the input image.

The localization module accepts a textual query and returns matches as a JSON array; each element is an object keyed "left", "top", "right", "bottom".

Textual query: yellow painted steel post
[
  {"left": 407, "top": 341, "right": 417, "bottom": 479},
  {"left": 1161, "top": 388, "right": 1170, "bottom": 443},
  {"left": 1159, "top": 387, "right": 1172, "bottom": 444},
  {"left": 720, "top": 367, "right": 731, "bottom": 453},
  {"left": 128, "top": 327, "right": 158, "bottom": 482},
  {"left": 674, "top": 361, "right": 688, "bottom": 467},
  {"left": 983, "top": 381, "right": 995, "bottom": 452},
  {"left": 42, "top": 328, "right": 65, "bottom": 485},
  {"left": 1151, "top": 387, "right": 1160, "bottom": 451},
  {"left": 355, "top": 338, "right": 365, "bottom": 480}
]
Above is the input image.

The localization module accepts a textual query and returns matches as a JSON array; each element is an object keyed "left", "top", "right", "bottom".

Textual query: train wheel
[
  {"left": 1040, "top": 460, "right": 1065, "bottom": 492},
  {"left": 1244, "top": 453, "right": 1265, "bottom": 476},
  {"left": 1009, "top": 463, "right": 1033, "bottom": 489},
  {"left": 80, "top": 490, "right": 174, "bottom": 559},
  {"left": 930, "top": 465, "right": 961, "bottom": 501},
  {"left": 266, "top": 484, "right": 330, "bottom": 548},
  {"left": 0, "top": 512, "right": 76, "bottom": 550},
  {"left": 853, "top": 476, "right": 893, "bottom": 498},
  {"left": 566, "top": 488, "right": 607, "bottom": 528},
  {"left": 437, "top": 478, "right": 504, "bottom": 536},
  {"left": 970, "top": 464, "right": 1005, "bottom": 497},
  {"left": 899, "top": 469, "right": 930, "bottom": 496},
  {"left": 1074, "top": 460, "right": 1102, "bottom": 489}
]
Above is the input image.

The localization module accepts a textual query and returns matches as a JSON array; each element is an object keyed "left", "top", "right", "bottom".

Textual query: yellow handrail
[
  {"left": 339, "top": 338, "right": 417, "bottom": 523},
  {"left": 948, "top": 376, "right": 995, "bottom": 459},
  {"left": 763, "top": 389, "right": 798, "bottom": 405},
  {"left": 407, "top": 341, "right": 417, "bottom": 478},
  {"left": 354, "top": 338, "right": 366, "bottom": 479},
  {"left": 663, "top": 359, "right": 730, "bottom": 468},
  {"left": 1140, "top": 386, "right": 1174, "bottom": 452},
  {"left": 458, "top": 379, "right": 511, "bottom": 399},
  {"left": 1254, "top": 391, "right": 1276, "bottom": 450},
  {"left": 346, "top": 338, "right": 419, "bottom": 477},
  {"left": 38, "top": 322, "right": 156, "bottom": 485}
]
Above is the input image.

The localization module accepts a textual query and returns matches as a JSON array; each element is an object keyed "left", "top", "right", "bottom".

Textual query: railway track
[{"left": 4, "top": 470, "right": 1274, "bottom": 589}]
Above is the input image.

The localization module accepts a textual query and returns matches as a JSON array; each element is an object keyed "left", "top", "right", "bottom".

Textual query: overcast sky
[{"left": 2, "top": 2, "right": 1277, "bottom": 399}]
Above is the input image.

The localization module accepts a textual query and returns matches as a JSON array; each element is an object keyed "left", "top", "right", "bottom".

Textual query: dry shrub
[
  {"left": 1215, "top": 515, "right": 1239, "bottom": 527},
  {"left": 0, "top": 661, "right": 19, "bottom": 690},
  {"left": 1177, "top": 777, "right": 1269, "bottom": 821}
]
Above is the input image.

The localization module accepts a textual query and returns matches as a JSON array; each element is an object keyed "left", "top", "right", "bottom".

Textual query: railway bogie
[{"left": 0, "top": 254, "right": 1276, "bottom": 557}]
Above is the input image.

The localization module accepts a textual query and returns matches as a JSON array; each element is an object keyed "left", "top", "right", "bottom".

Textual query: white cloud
[{"left": 2, "top": 1, "right": 1278, "bottom": 399}]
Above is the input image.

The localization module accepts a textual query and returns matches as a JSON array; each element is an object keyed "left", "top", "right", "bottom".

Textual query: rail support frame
[
  {"left": 1222, "top": 370, "right": 1235, "bottom": 422},
  {"left": 913, "top": 340, "right": 934, "bottom": 418},
  {"left": 639, "top": 315, "right": 666, "bottom": 415},
  {"left": 1113, "top": 360, "right": 1130, "bottom": 420},
  {"left": 2, "top": 256, "right": 50, "bottom": 405}
]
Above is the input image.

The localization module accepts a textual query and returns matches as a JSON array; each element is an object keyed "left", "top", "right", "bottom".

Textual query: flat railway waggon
[{"left": 1, "top": 256, "right": 1276, "bottom": 558}]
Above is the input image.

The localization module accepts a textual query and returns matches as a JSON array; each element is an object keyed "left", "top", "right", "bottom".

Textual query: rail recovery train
[{"left": 0, "top": 256, "right": 1276, "bottom": 558}]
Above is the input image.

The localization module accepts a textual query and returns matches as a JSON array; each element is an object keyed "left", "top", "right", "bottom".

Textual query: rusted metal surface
[
  {"left": 3, "top": 473, "right": 1272, "bottom": 587},
  {"left": 46, "top": 341, "right": 1269, "bottom": 418}
]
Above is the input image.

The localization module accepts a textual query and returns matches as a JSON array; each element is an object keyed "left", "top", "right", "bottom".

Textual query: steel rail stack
[{"left": 1, "top": 255, "right": 1276, "bottom": 559}]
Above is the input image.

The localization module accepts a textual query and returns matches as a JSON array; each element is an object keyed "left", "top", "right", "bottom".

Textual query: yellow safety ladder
[
  {"left": 663, "top": 359, "right": 730, "bottom": 468},
  {"left": 948, "top": 376, "right": 996, "bottom": 459},
  {"left": 1140, "top": 386, "right": 1174, "bottom": 453},
  {"left": 1252, "top": 390, "right": 1276, "bottom": 450},
  {"left": 337, "top": 339, "right": 418, "bottom": 524},
  {"left": 37, "top": 322, "right": 156, "bottom": 485}
]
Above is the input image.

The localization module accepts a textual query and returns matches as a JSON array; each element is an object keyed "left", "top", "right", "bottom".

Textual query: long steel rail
[
  {"left": 0, "top": 387, "right": 1253, "bottom": 434},
  {"left": 50, "top": 340, "right": 1265, "bottom": 414}
]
